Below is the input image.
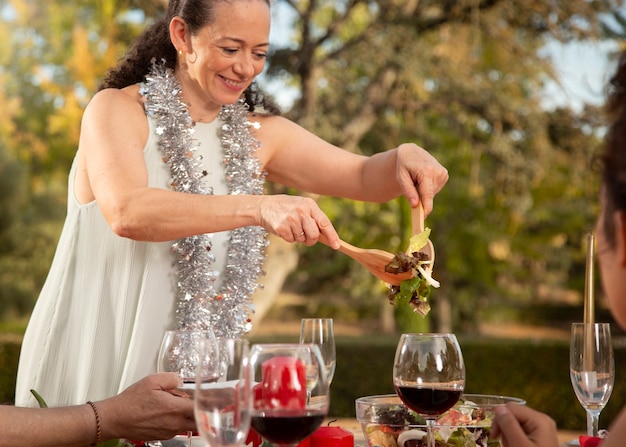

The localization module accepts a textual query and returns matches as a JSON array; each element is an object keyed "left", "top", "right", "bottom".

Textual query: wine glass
[
  {"left": 248, "top": 343, "right": 330, "bottom": 447},
  {"left": 393, "top": 333, "right": 465, "bottom": 447},
  {"left": 195, "top": 338, "right": 252, "bottom": 447},
  {"left": 570, "top": 322, "right": 615, "bottom": 436},
  {"left": 156, "top": 329, "right": 219, "bottom": 447},
  {"left": 299, "top": 318, "right": 336, "bottom": 386}
]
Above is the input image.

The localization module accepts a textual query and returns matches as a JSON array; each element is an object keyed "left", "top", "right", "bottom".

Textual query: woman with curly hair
[{"left": 15, "top": 0, "right": 448, "bottom": 408}]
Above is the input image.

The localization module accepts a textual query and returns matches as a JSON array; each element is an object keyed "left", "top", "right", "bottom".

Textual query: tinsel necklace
[{"left": 140, "top": 59, "right": 268, "bottom": 338}]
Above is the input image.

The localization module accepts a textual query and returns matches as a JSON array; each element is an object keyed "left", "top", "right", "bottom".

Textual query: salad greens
[
  {"left": 362, "top": 398, "right": 498, "bottom": 447},
  {"left": 384, "top": 229, "right": 439, "bottom": 317}
]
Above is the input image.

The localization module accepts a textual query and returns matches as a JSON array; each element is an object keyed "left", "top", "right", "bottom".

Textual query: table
[
  {"left": 163, "top": 419, "right": 585, "bottom": 447},
  {"left": 329, "top": 418, "right": 585, "bottom": 447}
]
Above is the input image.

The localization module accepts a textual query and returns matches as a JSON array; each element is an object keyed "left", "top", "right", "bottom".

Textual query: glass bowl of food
[{"left": 355, "top": 393, "right": 526, "bottom": 447}]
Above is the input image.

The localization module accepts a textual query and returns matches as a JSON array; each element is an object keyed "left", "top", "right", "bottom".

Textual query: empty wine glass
[
  {"left": 393, "top": 333, "right": 465, "bottom": 447},
  {"left": 195, "top": 338, "right": 252, "bottom": 447},
  {"left": 299, "top": 318, "right": 336, "bottom": 386},
  {"left": 156, "top": 329, "right": 218, "bottom": 447},
  {"left": 570, "top": 322, "right": 615, "bottom": 436},
  {"left": 248, "top": 343, "right": 330, "bottom": 447}
]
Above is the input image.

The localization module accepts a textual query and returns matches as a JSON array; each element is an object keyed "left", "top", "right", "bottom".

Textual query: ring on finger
[{"left": 298, "top": 231, "right": 305, "bottom": 237}]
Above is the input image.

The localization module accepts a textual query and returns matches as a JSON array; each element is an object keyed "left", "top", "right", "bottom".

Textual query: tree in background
[
  {"left": 0, "top": 0, "right": 624, "bottom": 333},
  {"left": 269, "top": 0, "right": 624, "bottom": 332},
  {"left": 0, "top": 0, "right": 160, "bottom": 319}
]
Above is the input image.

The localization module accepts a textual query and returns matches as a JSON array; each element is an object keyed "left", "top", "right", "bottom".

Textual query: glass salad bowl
[{"left": 355, "top": 393, "right": 526, "bottom": 447}]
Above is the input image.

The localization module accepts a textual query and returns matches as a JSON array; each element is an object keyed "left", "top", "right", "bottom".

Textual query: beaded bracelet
[{"left": 86, "top": 400, "right": 102, "bottom": 446}]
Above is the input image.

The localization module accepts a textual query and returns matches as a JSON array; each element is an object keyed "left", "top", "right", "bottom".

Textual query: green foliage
[
  {"left": 0, "top": 142, "right": 64, "bottom": 318},
  {"left": 0, "top": 0, "right": 153, "bottom": 320},
  {"left": 0, "top": 142, "right": 27, "bottom": 235},
  {"left": 0, "top": 338, "right": 20, "bottom": 404},
  {"left": 273, "top": 0, "right": 617, "bottom": 331},
  {"left": 328, "top": 336, "right": 626, "bottom": 431},
  {"left": 0, "top": 0, "right": 624, "bottom": 332}
]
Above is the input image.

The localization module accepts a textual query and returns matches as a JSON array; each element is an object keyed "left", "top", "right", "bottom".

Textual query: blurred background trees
[{"left": 1, "top": 0, "right": 625, "bottom": 333}]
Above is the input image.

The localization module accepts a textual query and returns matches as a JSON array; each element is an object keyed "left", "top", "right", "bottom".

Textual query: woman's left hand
[{"left": 395, "top": 143, "right": 449, "bottom": 215}]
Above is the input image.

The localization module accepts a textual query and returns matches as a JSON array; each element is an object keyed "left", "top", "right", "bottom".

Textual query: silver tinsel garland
[{"left": 141, "top": 60, "right": 268, "bottom": 338}]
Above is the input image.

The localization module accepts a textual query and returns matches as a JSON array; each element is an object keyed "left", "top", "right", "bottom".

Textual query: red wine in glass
[
  {"left": 250, "top": 410, "right": 326, "bottom": 445},
  {"left": 249, "top": 343, "right": 330, "bottom": 447},
  {"left": 395, "top": 385, "right": 463, "bottom": 415},
  {"left": 393, "top": 334, "right": 465, "bottom": 447}
]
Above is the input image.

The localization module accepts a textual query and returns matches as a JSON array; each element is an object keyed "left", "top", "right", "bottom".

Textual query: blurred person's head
[{"left": 596, "top": 50, "right": 626, "bottom": 329}]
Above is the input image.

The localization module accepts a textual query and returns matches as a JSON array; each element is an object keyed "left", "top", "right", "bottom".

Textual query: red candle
[
  {"left": 253, "top": 382, "right": 264, "bottom": 409},
  {"left": 261, "top": 356, "right": 307, "bottom": 409},
  {"left": 310, "top": 426, "right": 354, "bottom": 447}
]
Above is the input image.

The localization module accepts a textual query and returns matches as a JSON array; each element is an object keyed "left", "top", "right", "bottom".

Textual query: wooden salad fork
[
  {"left": 318, "top": 235, "right": 413, "bottom": 286},
  {"left": 410, "top": 203, "right": 436, "bottom": 271},
  {"left": 318, "top": 204, "right": 434, "bottom": 286}
]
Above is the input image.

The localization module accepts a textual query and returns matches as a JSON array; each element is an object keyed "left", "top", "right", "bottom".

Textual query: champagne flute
[
  {"left": 157, "top": 329, "right": 218, "bottom": 447},
  {"left": 249, "top": 343, "right": 330, "bottom": 447},
  {"left": 299, "top": 318, "right": 336, "bottom": 386},
  {"left": 393, "top": 333, "right": 465, "bottom": 447},
  {"left": 195, "top": 338, "right": 252, "bottom": 447},
  {"left": 570, "top": 322, "right": 615, "bottom": 436}
]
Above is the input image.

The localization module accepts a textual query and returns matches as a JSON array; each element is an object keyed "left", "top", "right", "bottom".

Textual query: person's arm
[
  {"left": 0, "top": 403, "right": 96, "bottom": 447},
  {"left": 77, "top": 89, "right": 445, "bottom": 247},
  {"left": 78, "top": 88, "right": 272, "bottom": 242},
  {"left": 0, "top": 373, "right": 195, "bottom": 447},
  {"left": 255, "top": 115, "right": 448, "bottom": 215},
  {"left": 76, "top": 90, "right": 341, "bottom": 247},
  {"left": 490, "top": 402, "right": 559, "bottom": 447}
]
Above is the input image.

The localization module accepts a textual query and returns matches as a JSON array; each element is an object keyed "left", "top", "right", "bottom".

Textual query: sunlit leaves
[{"left": 270, "top": 0, "right": 623, "bottom": 330}]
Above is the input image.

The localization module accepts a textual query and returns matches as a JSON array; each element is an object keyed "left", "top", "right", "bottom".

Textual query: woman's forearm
[
  {"left": 102, "top": 188, "right": 263, "bottom": 242},
  {"left": 0, "top": 404, "right": 96, "bottom": 447}
]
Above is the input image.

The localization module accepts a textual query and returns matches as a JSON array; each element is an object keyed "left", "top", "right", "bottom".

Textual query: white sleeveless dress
[{"left": 15, "top": 117, "right": 229, "bottom": 407}]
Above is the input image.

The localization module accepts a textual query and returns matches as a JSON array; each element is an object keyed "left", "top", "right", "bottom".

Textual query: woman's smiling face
[{"left": 179, "top": 0, "right": 270, "bottom": 109}]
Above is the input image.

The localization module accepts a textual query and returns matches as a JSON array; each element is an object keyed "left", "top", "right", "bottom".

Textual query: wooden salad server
[
  {"left": 319, "top": 235, "right": 413, "bottom": 286},
  {"left": 410, "top": 203, "right": 435, "bottom": 271}
]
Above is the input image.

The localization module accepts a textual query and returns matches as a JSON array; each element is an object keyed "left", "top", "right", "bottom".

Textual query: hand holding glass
[{"left": 570, "top": 322, "right": 614, "bottom": 436}]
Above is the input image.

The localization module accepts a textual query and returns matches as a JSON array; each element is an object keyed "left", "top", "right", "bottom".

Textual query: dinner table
[
  {"left": 327, "top": 418, "right": 585, "bottom": 447},
  {"left": 162, "top": 418, "right": 586, "bottom": 447}
]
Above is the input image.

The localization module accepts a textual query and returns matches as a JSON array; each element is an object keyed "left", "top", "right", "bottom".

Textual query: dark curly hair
[
  {"left": 98, "top": 0, "right": 279, "bottom": 115},
  {"left": 602, "top": 51, "right": 626, "bottom": 245}
]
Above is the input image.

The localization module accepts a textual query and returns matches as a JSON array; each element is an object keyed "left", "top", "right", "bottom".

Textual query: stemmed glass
[
  {"left": 299, "top": 318, "right": 336, "bottom": 386},
  {"left": 570, "top": 322, "right": 615, "bottom": 436},
  {"left": 393, "top": 333, "right": 465, "bottom": 447},
  {"left": 248, "top": 343, "right": 330, "bottom": 447},
  {"left": 195, "top": 338, "right": 252, "bottom": 447},
  {"left": 156, "top": 329, "right": 219, "bottom": 447}
]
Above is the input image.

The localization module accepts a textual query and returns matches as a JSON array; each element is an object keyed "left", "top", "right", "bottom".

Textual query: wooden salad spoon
[
  {"left": 410, "top": 203, "right": 436, "bottom": 271},
  {"left": 318, "top": 235, "right": 413, "bottom": 286}
]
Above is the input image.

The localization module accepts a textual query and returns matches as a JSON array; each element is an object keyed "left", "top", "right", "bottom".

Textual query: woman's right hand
[
  {"left": 257, "top": 195, "right": 340, "bottom": 249},
  {"left": 490, "top": 403, "right": 559, "bottom": 447},
  {"left": 98, "top": 373, "right": 196, "bottom": 442}
]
